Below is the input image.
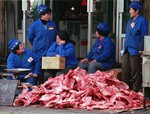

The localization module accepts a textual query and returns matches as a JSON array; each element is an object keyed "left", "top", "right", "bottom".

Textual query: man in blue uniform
[
  {"left": 79, "top": 22, "right": 116, "bottom": 73},
  {"left": 122, "top": 1, "right": 148, "bottom": 92},
  {"left": 28, "top": 4, "right": 57, "bottom": 59},
  {"left": 28, "top": 4, "right": 57, "bottom": 84},
  {"left": 7, "top": 38, "right": 41, "bottom": 86}
]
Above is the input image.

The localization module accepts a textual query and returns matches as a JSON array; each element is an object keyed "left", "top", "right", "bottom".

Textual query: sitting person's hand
[
  {"left": 24, "top": 75, "right": 31, "bottom": 79},
  {"left": 80, "top": 58, "right": 88, "bottom": 63},
  {"left": 32, "top": 73, "right": 37, "bottom": 77},
  {"left": 58, "top": 40, "right": 65, "bottom": 45},
  {"left": 24, "top": 73, "right": 32, "bottom": 79},
  {"left": 90, "top": 59, "right": 97, "bottom": 63},
  {"left": 56, "top": 54, "right": 60, "bottom": 57}
]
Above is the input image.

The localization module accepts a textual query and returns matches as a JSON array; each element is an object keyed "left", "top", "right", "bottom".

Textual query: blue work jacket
[
  {"left": 86, "top": 37, "right": 116, "bottom": 70},
  {"left": 124, "top": 14, "right": 148, "bottom": 55},
  {"left": 28, "top": 19, "right": 57, "bottom": 58},
  {"left": 46, "top": 42, "right": 77, "bottom": 68},
  {"left": 7, "top": 48, "right": 41, "bottom": 78}
]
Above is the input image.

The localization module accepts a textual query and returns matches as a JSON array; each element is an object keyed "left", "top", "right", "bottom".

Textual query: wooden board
[
  {"left": 0, "top": 80, "right": 18, "bottom": 105},
  {"left": 42, "top": 57, "right": 65, "bottom": 69},
  {"left": 105, "top": 68, "right": 122, "bottom": 80}
]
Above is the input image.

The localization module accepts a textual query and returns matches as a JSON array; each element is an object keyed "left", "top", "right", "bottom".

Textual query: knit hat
[
  {"left": 8, "top": 38, "right": 21, "bottom": 51},
  {"left": 129, "top": 1, "right": 142, "bottom": 11},
  {"left": 97, "top": 22, "right": 109, "bottom": 34},
  {"left": 38, "top": 4, "right": 48, "bottom": 14}
]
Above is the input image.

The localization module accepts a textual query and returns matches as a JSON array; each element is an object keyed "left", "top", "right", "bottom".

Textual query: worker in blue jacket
[
  {"left": 79, "top": 22, "right": 116, "bottom": 73},
  {"left": 44, "top": 30, "right": 77, "bottom": 81},
  {"left": 122, "top": 1, "right": 148, "bottom": 92},
  {"left": 28, "top": 4, "right": 57, "bottom": 59},
  {"left": 6, "top": 38, "right": 41, "bottom": 86},
  {"left": 28, "top": 4, "right": 57, "bottom": 84}
]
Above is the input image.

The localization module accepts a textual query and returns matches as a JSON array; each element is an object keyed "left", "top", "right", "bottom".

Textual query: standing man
[
  {"left": 122, "top": 1, "right": 148, "bottom": 92},
  {"left": 28, "top": 4, "right": 57, "bottom": 59},
  {"left": 7, "top": 38, "right": 40, "bottom": 86},
  {"left": 28, "top": 4, "right": 57, "bottom": 84}
]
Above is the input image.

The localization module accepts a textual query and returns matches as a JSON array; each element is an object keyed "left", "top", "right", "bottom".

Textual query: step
[{"left": 105, "top": 68, "right": 122, "bottom": 80}]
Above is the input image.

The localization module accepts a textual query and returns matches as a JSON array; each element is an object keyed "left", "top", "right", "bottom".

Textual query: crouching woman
[{"left": 6, "top": 38, "right": 41, "bottom": 86}]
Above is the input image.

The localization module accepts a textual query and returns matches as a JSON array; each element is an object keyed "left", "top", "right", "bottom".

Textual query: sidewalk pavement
[{"left": 0, "top": 105, "right": 150, "bottom": 114}]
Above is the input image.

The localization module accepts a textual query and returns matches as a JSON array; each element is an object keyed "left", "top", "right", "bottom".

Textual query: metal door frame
[{"left": 116, "top": 0, "right": 126, "bottom": 63}]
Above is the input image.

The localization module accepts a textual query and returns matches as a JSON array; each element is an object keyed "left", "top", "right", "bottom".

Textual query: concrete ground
[
  {"left": 0, "top": 105, "right": 150, "bottom": 114},
  {"left": 1, "top": 60, "right": 150, "bottom": 114}
]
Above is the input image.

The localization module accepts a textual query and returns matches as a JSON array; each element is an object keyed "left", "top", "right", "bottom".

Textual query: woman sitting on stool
[
  {"left": 78, "top": 22, "right": 116, "bottom": 73},
  {"left": 44, "top": 30, "right": 77, "bottom": 81}
]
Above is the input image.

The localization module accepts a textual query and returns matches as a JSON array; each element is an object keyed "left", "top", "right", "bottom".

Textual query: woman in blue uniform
[
  {"left": 44, "top": 30, "right": 77, "bottom": 81},
  {"left": 7, "top": 38, "right": 41, "bottom": 86},
  {"left": 79, "top": 22, "right": 116, "bottom": 73},
  {"left": 122, "top": 1, "right": 148, "bottom": 92},
  {"left": 28, "top": 4, "right": 57, "bottom": 59}
]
